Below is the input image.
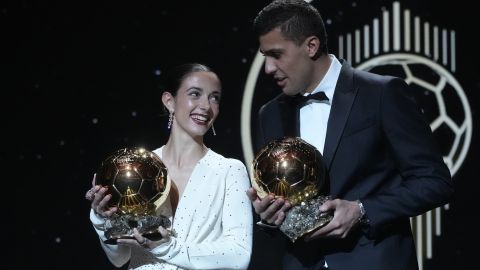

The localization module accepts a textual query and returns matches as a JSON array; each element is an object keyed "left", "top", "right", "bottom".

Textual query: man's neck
[{"left": 304, "top": 53, "right": 332, "bottom": 94}]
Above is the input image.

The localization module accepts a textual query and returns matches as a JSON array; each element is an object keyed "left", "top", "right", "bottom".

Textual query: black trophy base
[
  {"left": 102, "top": 214, "right": 171, "bottom": 245},
  {"left": 103, "top": 230, "right": 163, "bottom": 245},
  {"left": 280, "top": 195, "right": 333, "bottom": 242}
]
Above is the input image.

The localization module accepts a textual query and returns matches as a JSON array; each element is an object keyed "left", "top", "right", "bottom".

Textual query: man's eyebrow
[
  {"left": 261, "top": 48, "right": 283, "bottom": 55},
  {"left": 186, "top": 86, "right": 203, "bottom": 92}
]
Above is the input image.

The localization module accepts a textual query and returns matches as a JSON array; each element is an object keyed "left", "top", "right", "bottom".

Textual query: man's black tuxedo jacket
[{"left": 254, "top": 60, "right": 453, "bottom": 270}]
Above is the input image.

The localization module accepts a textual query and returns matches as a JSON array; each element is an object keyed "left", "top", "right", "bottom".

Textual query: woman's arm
[{"left": 90, "top": 209, "right": 131, "bottom": 267}]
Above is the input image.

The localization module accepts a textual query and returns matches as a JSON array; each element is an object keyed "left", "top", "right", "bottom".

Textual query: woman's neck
[{"left": 162, "top": 134, "right": 207, "bottom": 168}]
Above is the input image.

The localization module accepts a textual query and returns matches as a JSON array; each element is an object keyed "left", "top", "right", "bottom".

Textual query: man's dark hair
[{"left": 253, "top": 0, "right": 328, "bottom": 54}]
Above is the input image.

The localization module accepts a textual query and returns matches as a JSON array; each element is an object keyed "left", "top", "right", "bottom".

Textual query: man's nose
[{"left": 264, "top": 58, "right": 277, "bottom": 75}]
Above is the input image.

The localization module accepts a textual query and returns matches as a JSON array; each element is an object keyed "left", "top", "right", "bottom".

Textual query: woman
[{"left": 86, "top": 63, "right": 253, "bottom": 270}]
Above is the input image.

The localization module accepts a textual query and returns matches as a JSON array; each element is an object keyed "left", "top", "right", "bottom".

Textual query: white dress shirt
[
  {"left": 90, "top": 147, "right": 253, "bottom": 270},
  {"left": 300, "top": 54, "right": 342, "bottom": 154}
]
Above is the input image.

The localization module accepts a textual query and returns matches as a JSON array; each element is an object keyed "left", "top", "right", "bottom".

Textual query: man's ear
[
  {"left": 162, "top": 91, "right": 175, "bottom": 113},
  {"left": 305, "top": 36, "right": 320, "bottom": 58}
]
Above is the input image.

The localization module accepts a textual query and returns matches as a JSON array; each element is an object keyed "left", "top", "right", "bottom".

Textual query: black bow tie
[{"left": 293, "top": 91, "right": 329, "bottom": 107}]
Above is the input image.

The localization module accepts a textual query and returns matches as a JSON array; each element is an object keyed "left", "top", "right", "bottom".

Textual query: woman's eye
[{"left": 210, "top": 95, "right": 221, "bottom": 103}]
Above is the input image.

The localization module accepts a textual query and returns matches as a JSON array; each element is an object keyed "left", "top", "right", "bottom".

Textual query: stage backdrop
[{"left": 14, "top": 1, "right": 478, "bottom": 269}]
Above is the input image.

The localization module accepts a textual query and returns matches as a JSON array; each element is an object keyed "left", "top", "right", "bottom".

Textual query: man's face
[{"left": 259, "top": 27, "right": 315, "bottom": 96}]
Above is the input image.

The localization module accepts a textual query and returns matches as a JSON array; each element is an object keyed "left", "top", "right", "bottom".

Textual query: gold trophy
[
  {"left": 252, "top": 137, "right": 333, "bottom": 242},
  {"left": 95, "top": 147, "right": 171, "bottom": 244}
]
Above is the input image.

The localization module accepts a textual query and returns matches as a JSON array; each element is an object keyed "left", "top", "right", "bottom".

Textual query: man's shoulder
[
  {"left": 338, "top": 58, "right": 399, "bottom": 84},
  {"left": 350, "top": 68, "right": 411, "bottom": 100},
  {"left": 259, "top": 93, "right": 287, "bottom": 113},
  {"left": 352, "top": 67, "right": 401, "bottom": 87}
]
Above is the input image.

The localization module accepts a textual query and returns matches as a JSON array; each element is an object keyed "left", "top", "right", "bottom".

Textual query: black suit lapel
[
  {"left": 278, "top": 95, "right": 300, "bottom": 137},
  {"left": 323, "top": 61, "right": 357, "bottom": 169}
]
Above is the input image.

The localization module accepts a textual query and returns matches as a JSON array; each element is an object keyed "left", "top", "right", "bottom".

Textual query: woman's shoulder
[{"left": 207, "top": 149, "right": 247, "bottom": 170}]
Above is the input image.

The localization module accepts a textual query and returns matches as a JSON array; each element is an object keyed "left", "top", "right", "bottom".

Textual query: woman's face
[{"left": 167, "top": 71, "right": 221, "bottom": 138}]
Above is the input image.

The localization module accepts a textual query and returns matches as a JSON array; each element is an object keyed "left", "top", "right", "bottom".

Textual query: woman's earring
[
  {"left": 211, "top": 124, "right": 216, "bottom": 136},
  {"left": 168, "top": 112, "right": 174, "bottom": 129}
]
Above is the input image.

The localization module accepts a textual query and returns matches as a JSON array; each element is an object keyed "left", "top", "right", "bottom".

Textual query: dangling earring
[
  {"left": 168, "top": 112, "right": 174, "bottom": 129},
  {"left": 211, "top": 124, "right": 216, "bottom": 136}
]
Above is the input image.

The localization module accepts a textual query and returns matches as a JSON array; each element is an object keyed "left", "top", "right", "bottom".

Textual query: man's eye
[
  {"left": 189, "top": 91, "right": 200, "bottom": 97},
  {"left": 272, "top": 53, "right": 281, "bottom": 59}
]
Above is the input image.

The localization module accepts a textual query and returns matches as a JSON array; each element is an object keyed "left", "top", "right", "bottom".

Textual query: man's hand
[
  {"left": 303, "top": 199, "right": 362, "bottom": 241},
  {"left": 246, "top": 188, "right": 291, "bottom": 226}
]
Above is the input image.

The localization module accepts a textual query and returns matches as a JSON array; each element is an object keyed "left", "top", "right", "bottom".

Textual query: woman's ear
[{"left": 162, "top": 91, "right": 175, "bottom": 113}]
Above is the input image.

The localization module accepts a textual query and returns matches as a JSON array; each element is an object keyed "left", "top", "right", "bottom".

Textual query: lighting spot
[
  {"left": 154, "top": 69, "right": 161, "bottom": 76},
  {"left": 131, "top": 111, "right": 137, "bottom": 117},
  {"left": 55, "top": 237, "right": 61, "bottom": 243},
  {"left": 241, "top": 58, "right": 247, "bottom": 63},
  {"left": 326, "top": 19, "right": 332, "bottom": 25},
  {"left": 92, "top": 118, "right": 98, "bottom": 124},
  {"left": 59, "top": 140, "right": 65, "bottom": 146}
]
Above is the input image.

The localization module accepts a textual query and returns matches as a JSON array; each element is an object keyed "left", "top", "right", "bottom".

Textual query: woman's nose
[{"left": 199, "top": 96, "right": 211, "bottom": 110}]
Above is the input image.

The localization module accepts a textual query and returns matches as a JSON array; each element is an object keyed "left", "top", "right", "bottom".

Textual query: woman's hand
[
  {"left": 117, "top": 227, "right": 172, "bottom": 249},
  {"left": 85, "top": 174, "right": 118, "bottom": 218}
]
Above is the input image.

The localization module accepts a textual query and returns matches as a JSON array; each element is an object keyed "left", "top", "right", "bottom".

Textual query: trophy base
[
  {"left": 103, "top": 214, "right": 170, "bottom": 245},
  {"left": 280, "top": 195, "right": 333, "bottom": 242}
]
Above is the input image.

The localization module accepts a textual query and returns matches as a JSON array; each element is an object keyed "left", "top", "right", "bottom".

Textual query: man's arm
[{"left": 361, "top": 78, "right": 453, "bottom": 237}]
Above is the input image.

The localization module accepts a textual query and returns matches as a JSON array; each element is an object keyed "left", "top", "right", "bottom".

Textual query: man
[{"left": 246, "top": 1, "right": 453, "bottom": 269}]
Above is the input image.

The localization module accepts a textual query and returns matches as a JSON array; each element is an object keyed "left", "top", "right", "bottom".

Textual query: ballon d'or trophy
[
  {"left": 95, "top": 147, "right": 171, "bottom": 244},
  {"left": 252, "top": 137, "right": 333, "bottom": 242}
]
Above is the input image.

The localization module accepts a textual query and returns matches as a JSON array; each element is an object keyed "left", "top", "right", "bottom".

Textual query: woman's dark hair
[
  {"left": 162, "top": 63, "right": 214, "bottom": 97},
  {"left": 253, "top": 0, "right": 328, "bottom": 55},
  {"left": 160, "top": 63, "right": 218, "bottom": 114}
]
